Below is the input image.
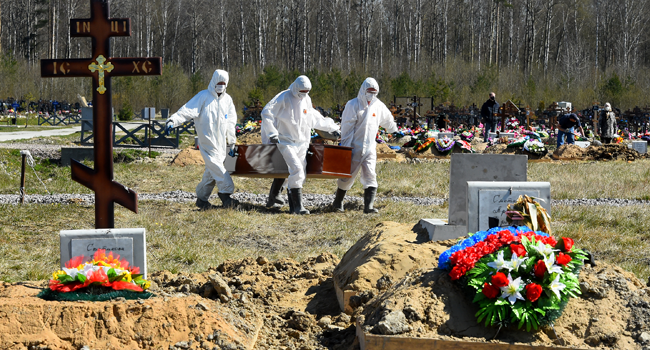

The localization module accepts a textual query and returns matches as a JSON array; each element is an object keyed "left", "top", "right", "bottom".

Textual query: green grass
[
  {"left": 0, "top": 125, "right": 73, "bottom": 132},
  {"left": 0, "top": 200, "right": 446, "bottom": 282}
]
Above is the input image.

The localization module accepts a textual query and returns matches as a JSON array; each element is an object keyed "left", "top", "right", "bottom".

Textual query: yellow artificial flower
[
  {"left": 52, "top": 270, "right": 66, "bottom": 280},
  {"left": 142, "top": 280, "right": 151, "bottom": 290}
]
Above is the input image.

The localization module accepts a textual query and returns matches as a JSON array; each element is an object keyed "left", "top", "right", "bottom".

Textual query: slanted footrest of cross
[{"left": 71, "top": 159, "right": 138, "bottom": 214}]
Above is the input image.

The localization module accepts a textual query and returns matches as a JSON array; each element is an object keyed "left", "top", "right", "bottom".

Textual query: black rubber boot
[
  {"left": 218, "top": 193, "right": 240, "bottom": 208},
  {"left": 289, "top": 188, "right": 310, "bottom": 215},
  {"left": 287, "top": 188, "right": 294, "bottom": 213},
  {"left": 363, "top": 187, "right": 379, "bottom": 214},
  {"left": 196, "top": 198, "right": 217, "bottom": 210},
  {"left": 266, "top": 178, "right": 286, "bottom": 208},
  {"left": 331, "top": 188, "right": 347, "bottom": 213}
]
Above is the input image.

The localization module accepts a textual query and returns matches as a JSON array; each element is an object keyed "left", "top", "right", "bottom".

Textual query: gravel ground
[
  {"left": 0, "top": 142, "right": 181, "bottom": 160},
  {"left": 0, "top": 190, "right": 647, "bottom": 208}
]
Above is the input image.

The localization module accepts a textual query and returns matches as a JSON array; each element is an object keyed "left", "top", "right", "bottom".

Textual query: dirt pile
[
  {"left": 238, "top": 131, "right": 263, "bottom": 145},
  {"left": 171, "top": 148, "right": 205, "bottom": 166},
  {"left": 554, "top": 144, "right": 585, "bottom": 159},
  {"left": 584, "top": 144, "right": 646, "bottom": 161},
  {"left": 482, "top": 143, "right": 518, "bottom": 155}
]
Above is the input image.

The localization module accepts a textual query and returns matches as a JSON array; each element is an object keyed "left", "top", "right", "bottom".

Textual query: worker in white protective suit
[
  {"left": 331, "top": 77, "right": 398, "bottom": 213},
  {"left": 165, "top": 69, "right": 239, "bottom": 209},
  {"left": 261, "top": 75, "right": 340, "bottom": 214}
]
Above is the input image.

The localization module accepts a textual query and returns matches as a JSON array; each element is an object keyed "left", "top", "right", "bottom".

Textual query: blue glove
[
  {"left": 164, "top": 121, "right": 174, "bottom": 136},
  {"left": 227, "top": 144, "right": 237, "bottom": 157},
  {"left": 269, "top": 135, "right": 279, "bottom": 144}
]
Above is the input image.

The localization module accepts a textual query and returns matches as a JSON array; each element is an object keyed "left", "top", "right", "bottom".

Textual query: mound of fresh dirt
[
  {"left": 482, "top": 143, "right": 519, "bottom": 154},
  {"left": 237, "top": 131, "right": 262, "bottom": 145},
  {"left": 584, "top": 144, "right": 646, "bottom": 161},
  {"left": 554, "top": 144, "right": 585, "bottom": 159},
  {"left": 376, "top": 143, "right": 396, "bottom": 155},
  {"left": 171, "top": 148, "right": 204, "bottom": 166}
]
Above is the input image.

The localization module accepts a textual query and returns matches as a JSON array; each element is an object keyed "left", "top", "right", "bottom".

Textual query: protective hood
[
  {"left": 358, "top": 78, "right": 379, "bottom": 106},
  {"left": 208, "top": 69, "right": 229, "bottom": 98},
  {"left": 289, "top": 76, "right": 312, "bottom": 99},
  {"left": 604, "top": 103, "right": 612, "bottom": 112}
]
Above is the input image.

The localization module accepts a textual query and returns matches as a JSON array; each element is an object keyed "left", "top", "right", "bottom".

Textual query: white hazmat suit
[
  {"left": 337, "top": 78, "right": 397, "bottom": 191},
  {"left": 167, "top": 69, "right": 237, "bottom": 207},
  {"left": 261, "top": 75, "right": 339, "bottom": 190}
]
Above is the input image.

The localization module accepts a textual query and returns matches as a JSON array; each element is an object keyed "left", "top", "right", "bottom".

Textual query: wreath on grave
[
  {"left": 38, "top": 249, "right": 152, "bottom": 302},
  {"left": 435, "top": 137, "right": 455, "bottom": 154},
  {"left": 524, "top": 130, "right": 541, "bottom": 140},
  {"left": 460, "top": 130, "right": 474, "bottom": 142},
  {"left": 413, "top": 137, "right": 436, "bottom": 152},
  {"left": 506, "top": 117, "right": 519, "bottom": 129},
  {"left": 523, "top": 139, "right": 547, "bottom": 156},
  {"left": 507, "top": 137, "right": 528, "bottom": 148},
  {"left": 438, "top": 196, "right": 587, "bottom": 332},
  {"left": 456, "top": 140, "right": 475, "bottom": 153},
  {"left": 538, "top": 131, "right": 550, "bottom": 138}
]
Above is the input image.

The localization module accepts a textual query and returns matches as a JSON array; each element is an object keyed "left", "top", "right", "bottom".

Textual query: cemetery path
[
  {"left": 0, "top": 122, "right": 144, "bottom": 142},
  {"left": 0, "top": 191, "right": 647, "bottom": 207}
]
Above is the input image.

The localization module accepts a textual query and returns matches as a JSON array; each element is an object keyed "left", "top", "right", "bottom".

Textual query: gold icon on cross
[{"left": 88, "top": 55, "right": 114, "bottom": 94}]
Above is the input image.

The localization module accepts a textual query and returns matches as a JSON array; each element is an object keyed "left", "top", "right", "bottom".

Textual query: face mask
[
  {"left": 215, "top": 84, "right": 226, "bottom": 93},
  {"left": 297, "top": 92, "right": 308, "bottom": 99},
  {"left": 490, "top": 96, "right": 495, "bottom": 101},
  {"left": 366, "top": 92, "right": 377, "bottom": 103}
]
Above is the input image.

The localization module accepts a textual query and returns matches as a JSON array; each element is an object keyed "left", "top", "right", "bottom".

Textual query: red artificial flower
[
  {"left": 49, "top": 280, "right": 86, "bottom": 292},
  {"left": 450, "top": 266, "right": 465, "bottom": 280},
  {"left": 491, "top": 272, "right": 509, "bottom": 288},
  {"left": 482, "top": 283, "right": 500, "bottom": 299},
  {"left": 86, "top": 268, "right": 109, "bottom": 284},
  {"left": 556, "top": 252, "right": 572, "bottom": 266},
  {"left": 555, "top": 237, "right": 575, "bottom": 252},
  {"left": 65, "top": 255, "right": 86, "bottom": 269},
  {"left": 104, "top": 281, "right": 143, "bottom": 292},
  {"left": 510, "top": 244, "right": 527, "bottom": 257},
  {"left": 533, "top": 260, "right": 547, "bottom": 279},
  {"left": 525, "top": 283, "right": 543, "bottom": 302}
]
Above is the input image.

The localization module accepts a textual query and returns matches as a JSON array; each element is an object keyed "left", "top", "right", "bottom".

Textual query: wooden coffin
[{"left": 224, "top": 143, "right": 352, "bottom": 178}]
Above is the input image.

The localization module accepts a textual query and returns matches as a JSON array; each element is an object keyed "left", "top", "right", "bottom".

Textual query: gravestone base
[{"left": 418, "top": 219, "right": 468, "bottom": 242}]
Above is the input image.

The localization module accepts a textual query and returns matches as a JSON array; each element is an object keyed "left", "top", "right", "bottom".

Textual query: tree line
[{"left": 1, "top": 0, "right": 649, "bottom": 116}]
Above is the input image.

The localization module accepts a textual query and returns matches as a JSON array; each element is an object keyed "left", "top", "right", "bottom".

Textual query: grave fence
[{"left": 80, "top": 120, "right": 195, "bottom": 148}]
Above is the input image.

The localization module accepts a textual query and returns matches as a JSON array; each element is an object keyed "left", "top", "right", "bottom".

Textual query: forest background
[{"left": 1, "top": 0, "right": 649, "bottom": 118}]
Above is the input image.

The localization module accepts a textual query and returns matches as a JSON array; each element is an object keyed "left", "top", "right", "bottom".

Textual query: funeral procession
[{"left": 1, "top": 0, "right": 650, "bottom": 349}]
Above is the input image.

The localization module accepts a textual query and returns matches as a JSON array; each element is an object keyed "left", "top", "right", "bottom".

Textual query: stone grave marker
[
  {"left": 419, "top": 153, "right": 527, "bottom": 241},
  {"left": 574, "top": 141, "right": 590, "bottom": 148},
  {"left": 631, "top": 140, "right": 647, "bottom": 154},
  {"left": 466, "top": 181, "right": 551, "bottom": 233},
  {"left": 60, "top": 228, "right": 147, "bottom": 278},
  {"left": 489, "top": 132, "right": 515, "bottom": 140},
  {"left": 436, "top": 132, "right": 455, "bottom": 140}
]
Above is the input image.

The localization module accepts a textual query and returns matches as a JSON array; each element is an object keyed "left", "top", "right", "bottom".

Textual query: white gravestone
[
  {"left": 60, "top": 228, "right": 147, "bottom": 278},
  {"left": 437, "top": 132, "right": 455, "bottom": 140},
  {"left": 632, "top": 140, "right": 647, "bottom": 154},
  {"left": 466, "top": 182, "right": 551, "bottom": 233},
  {"left": 489, "top": 132, "right": 515, "bottom": 140},
  {"left": 574, "top": 141, "right": 590, "bottom": 148}
]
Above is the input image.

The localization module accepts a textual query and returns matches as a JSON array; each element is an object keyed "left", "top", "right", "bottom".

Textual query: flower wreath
[
  {"left": 460, "top": 130, "right": 474, "bottom": 142},
  {"left": 507, "top": 136, "right": 528, "bottom": 148},
  {"left": 413, "top": 137, "right": 436, "bottom": 152},
  {"left": 523, "top": 139, "right": 547, "bottom": 155},
  {"left": 506, "top": 117, "right": 519, "bottom": 129},
  {"left": 39, "top": 249, "right": 151, "bottom": 301},
  {"left": 456, "top": 140, "right": 474, "bottom": 153},
  {"left": 438, "top": 226, "right": 587, "bottom": 331},
  {"left": 436, "top": 137, "right": 455, "bottom": 153}
]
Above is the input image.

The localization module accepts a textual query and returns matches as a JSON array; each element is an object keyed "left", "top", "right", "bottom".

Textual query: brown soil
[
  {"left": 237, "top": 131, "right": 263, "bottom": 145},
  {"left": 376, "top": 143, "right": 396, "bottom": 155},
  {"left": 482, "top": 143, "right": 519, "bottom": 155},
  {"left": 3, "top": 222, "right": 649, "bottom": 349},
  {"left": 584, "top": 144, "right": 647, "bottom": 161},
  {"left": 554, "top": 144, "right": 585, "bottom": 159},
  {"left": 170, "top": 148, "right": 205, "bottom": 166}
]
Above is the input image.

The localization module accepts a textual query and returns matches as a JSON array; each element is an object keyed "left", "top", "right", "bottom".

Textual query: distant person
[
  {"left": 165, "top": 69, "right": 239, "bottom": 209},
  {"left": 557, "top": 112, "right": 585, "bottom": 147},
  {"left": 599, "top": 103, "right": 617, "bottom": 144},
  {"left": 331, "top": 78, "right": 398, "bottom": 214},
  {"left": 261, "top": 75, "right": 340, "bottom": 215},
  {"left": 481, "top": 92, "right": 499, "bottom": 142}
]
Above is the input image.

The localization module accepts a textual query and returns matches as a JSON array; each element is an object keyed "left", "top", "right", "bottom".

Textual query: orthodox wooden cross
[
  {"left": 41, "top": 0, "right": 162, "bottom": 228},
  {"left": 496, "top": 100, "right": 520, "bottom": 132}
]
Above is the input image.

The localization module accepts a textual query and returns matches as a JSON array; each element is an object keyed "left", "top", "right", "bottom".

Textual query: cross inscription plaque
[{"left": 41, "top": 0, "right": 162, "bottom": 228}]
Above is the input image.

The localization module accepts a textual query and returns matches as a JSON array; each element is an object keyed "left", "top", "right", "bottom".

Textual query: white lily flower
[
  {"left": 510, "top": 253, "right": 528, "bottom": 272},
  {"left": 543, "top": 253, "right": 564, "bottom": 275},
  {"left": 82, "top": 264, "right": 96, "bottom": 278},
  {"left": 500, "top": 273, "right": 525, "bottom": 304},
  {"left": 532, "top": 241, "right": 556, "bottom": 257},
  {"left": 487, "top": 250, "right": 514, "bottom": 272},
  {"left": 549, "top": 274, "right": 566, "bottom": 299},
  {"left": 62, "top": 267, "right": 79, "bottom": 279}
]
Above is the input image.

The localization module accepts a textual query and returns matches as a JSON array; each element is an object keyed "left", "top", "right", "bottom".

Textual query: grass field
[{"left": 0, "top": 145, "right": 649, "bottom": 284}]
